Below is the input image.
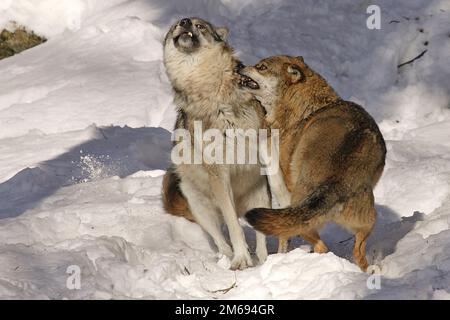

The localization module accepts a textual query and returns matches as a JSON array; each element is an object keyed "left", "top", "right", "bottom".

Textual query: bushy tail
[
  {"left": 246, "top": 181, "right": 345, "bottom": 236},
  {"left": 162, "top": 167, "right": 195, "bottom": 222}
]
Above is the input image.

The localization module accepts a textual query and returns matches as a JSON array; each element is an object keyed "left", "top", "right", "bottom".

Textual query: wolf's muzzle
[{"left": 173, "top": 18, "right": 199, "bottom": 51}]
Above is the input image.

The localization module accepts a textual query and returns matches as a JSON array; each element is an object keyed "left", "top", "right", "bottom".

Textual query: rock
[{"left": 0, "top": 25, "right": 47, "bottom": 60}]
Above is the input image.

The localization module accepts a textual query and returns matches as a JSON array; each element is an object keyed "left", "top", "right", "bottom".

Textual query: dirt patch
[{"left": 0, "top": 26, "right": 47, "bottom": 60}]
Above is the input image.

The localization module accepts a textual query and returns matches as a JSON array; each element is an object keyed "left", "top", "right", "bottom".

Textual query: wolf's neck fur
[
  {"left": 271, "top": 73, "right": 340, "bottom": 134},
  {"left": 166, "top": 44, "right": 249, "bottom": 123}
]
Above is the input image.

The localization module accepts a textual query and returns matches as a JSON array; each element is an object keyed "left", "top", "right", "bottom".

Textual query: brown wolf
[{"left": 240, "top": 56, "right": 386, "bottom": 271}]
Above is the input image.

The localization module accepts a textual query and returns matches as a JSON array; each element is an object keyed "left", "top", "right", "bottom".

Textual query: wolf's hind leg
[
  {"left": 353, "top": 228, "right": 371, "bottom": 272},
  {"left": 277, "top": 236, "right": 291, "bottom": 253},
  {"left": 352, "top": 203, "right": 376, "bottom": 272},
  {"left": 336, "top": 190, "right": 376, "bottom": 272},
  {"left": 298, "top": 229, "right": 328, "bottom": 254}
]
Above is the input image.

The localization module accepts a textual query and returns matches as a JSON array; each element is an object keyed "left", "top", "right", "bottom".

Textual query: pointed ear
[
  {"left": 215, "top": 27, "right": 229, "bottom": 41},
  {"left": 287, "top": 65, "right": 304, "bottom": 84},
  {"left": 296, "top": 56, "right": 305, "bottom": 63}
]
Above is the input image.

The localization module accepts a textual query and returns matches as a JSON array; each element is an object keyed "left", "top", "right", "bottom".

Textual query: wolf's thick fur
[
  {"left": 241, "top": 56, "right": 386, "bottom": 271},
  {"left": 162, "top": 166, "right": 195, "bottom": 222},
  {"left": 163, "top": 18, "right": 271, "bottom": 269}
]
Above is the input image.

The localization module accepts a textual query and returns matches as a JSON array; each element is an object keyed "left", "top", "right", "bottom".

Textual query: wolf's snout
[
  {"left": 172, "top": 18, "right": 199, "bottom": 51},
  {"left": 179, "top": 18, "right": 192, "bottom": 28}
]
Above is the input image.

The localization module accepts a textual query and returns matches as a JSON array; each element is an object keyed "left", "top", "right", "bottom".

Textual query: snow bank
[{"left": 0, "top": 0, "right": 129, "bottom": 37}]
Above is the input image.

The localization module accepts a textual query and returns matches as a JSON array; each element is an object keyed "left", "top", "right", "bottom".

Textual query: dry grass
[{"left": 0, "top": 24, "right": 46, "bottom": 60}]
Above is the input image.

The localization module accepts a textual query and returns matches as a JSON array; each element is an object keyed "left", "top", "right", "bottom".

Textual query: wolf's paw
[
  {"left": 230, "top": 251, "right": 254, "bottom": 270},
  {"left": 313, "top": 241, "right": 329, "bottom": 254}
]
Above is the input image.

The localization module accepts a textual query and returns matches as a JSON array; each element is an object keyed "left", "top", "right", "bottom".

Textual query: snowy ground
[{"left": 0, "top": 0, "right": 450, "bottom": 299}]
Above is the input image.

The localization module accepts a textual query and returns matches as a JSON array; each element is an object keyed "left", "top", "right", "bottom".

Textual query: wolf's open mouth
[
  {"left": 174, "top": 31, "right": 195, "bottom": 44},
  {"left": 238, "top": 74, "right": 260, "bottom": 90}
]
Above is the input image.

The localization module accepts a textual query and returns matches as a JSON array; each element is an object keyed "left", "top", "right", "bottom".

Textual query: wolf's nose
[{"left": 179, "top": 18, "right": 192, "bottom": 28}]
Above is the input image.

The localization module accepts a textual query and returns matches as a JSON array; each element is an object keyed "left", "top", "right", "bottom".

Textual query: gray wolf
[{"left": 163, "top": 17, "right": 278, "bottom": 269}]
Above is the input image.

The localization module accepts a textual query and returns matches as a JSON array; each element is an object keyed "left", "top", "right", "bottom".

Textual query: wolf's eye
[
  {"left": 196, "top": 24, "right": 206, "bottom": 30},
  {"left": 256, "top": 64, "right": 267, "bottom": 71}
]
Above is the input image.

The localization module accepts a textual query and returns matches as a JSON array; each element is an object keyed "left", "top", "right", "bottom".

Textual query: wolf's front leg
[
  {"left": 268, "top": 168, "right": 291, "bottom": 208},
  {"left": 180, "top": 180, "right": 233, "bottom": 258},
  {"left": 209, "top": 171, "right": 253, "bottom": 270},
  {"left": 259, "top": 137, "right": 291, "bottom": 207},
  {"left": 238, "top": 180, "right": 271, "bottom": 264},
  {"left": 255, "top": 231, "right": 268, "bottom": 264}
]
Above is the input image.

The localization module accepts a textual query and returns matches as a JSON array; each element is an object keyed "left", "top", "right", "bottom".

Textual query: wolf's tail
[
  {"left": 162, "top": 167, "right": 195, "bottom": 222},
  {"left": 246, "top": 181, "right": 346, "bottom": 236}
]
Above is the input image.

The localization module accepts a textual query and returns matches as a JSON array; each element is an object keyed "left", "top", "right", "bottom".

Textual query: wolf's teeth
[{"left": 187, "top": 32, "right": 193, "bottom": 37}]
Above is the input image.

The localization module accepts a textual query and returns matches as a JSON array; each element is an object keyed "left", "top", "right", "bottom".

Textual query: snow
[{"left": 0, "top": 0, "right": 450, "bottom": 299}]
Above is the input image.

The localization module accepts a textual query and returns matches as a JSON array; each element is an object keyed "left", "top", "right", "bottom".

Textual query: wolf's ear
[
  {"left": 287, "top": 65, "right": 304, "bottom": 84},
  {"left": 296, "top": 56, "right": 305, "bottom": 63},
  {"left": 215, "top": 27, "right": 229, "bottom": 41}
]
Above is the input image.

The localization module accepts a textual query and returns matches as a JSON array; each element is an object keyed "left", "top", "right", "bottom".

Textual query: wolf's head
[
  {"left": 164, "top": 17, "right": 228, "bottom": 54},
  {"left": 239, "top": 56, "right": 339, "bottom": 117},
  {"left": 163, "top": 18, "right": 235, "bottom": 94}
]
